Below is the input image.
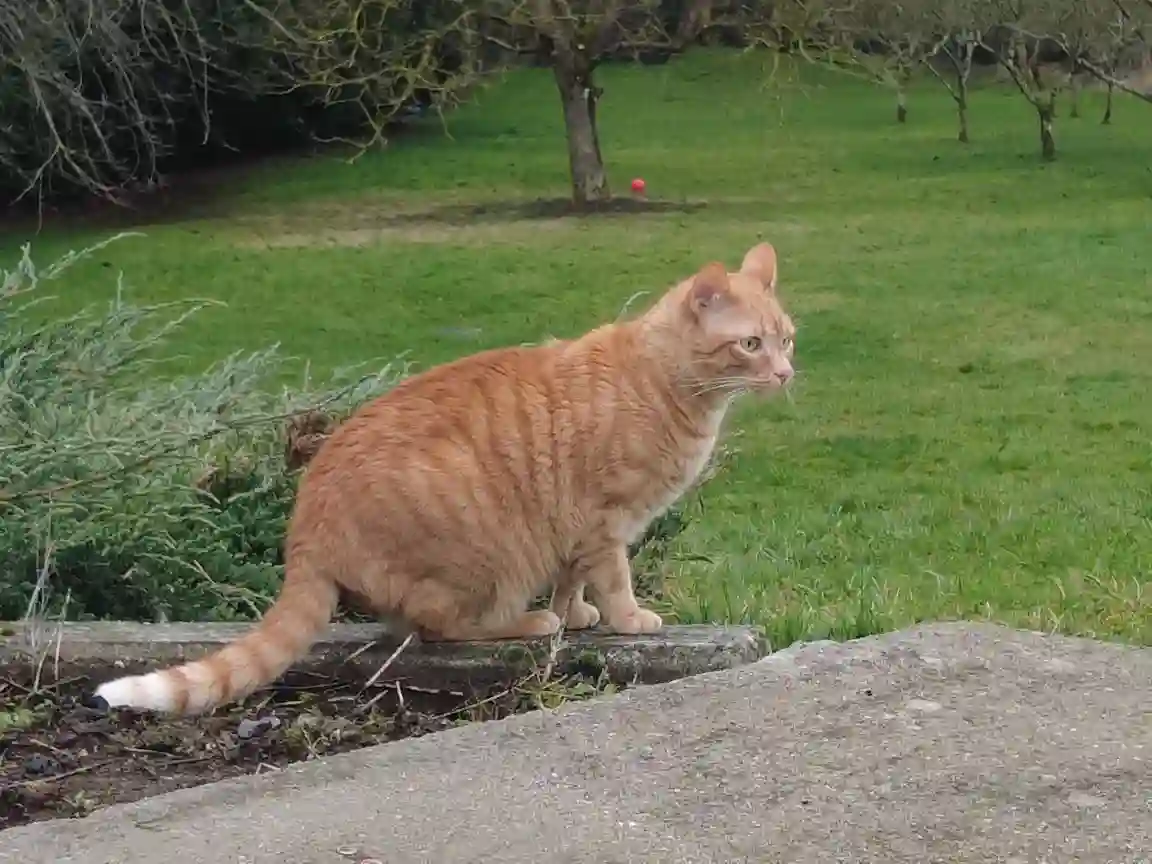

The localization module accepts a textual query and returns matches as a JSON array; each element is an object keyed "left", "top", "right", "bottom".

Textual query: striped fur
[{"left": 92, "top": 242, "right": 796, "bottom": 715}]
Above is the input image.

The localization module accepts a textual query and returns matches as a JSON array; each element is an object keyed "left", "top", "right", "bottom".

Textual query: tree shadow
[
  {"left": 1, "top": 158, "right": 708, "bottom": 241},
  {"left": 383, "top": 196, "right": 707, "bottom": 226},
  {"left": 0, "top": 150, "right": 311, "bottom": 238}
]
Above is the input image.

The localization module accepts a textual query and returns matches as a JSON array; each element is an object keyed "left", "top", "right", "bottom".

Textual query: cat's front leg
[
  {"left": 574, "top": 543, "right": 662, "bottom": 634},
  {"left": 549, "top": 580, "right": 601, "bottom": 630}
]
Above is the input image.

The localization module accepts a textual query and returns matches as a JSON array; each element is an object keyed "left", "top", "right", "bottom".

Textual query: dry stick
[
  {"left": 356, "top": 633, "right": 416, "bottom": 713},
  {"left": 0, "top": 674, "right": 86, "bottom": 696},
  {"left": 122, "top": 746, "right": 181, "bottom": 758},
  {"left": 50, "top": 589, "right": 69, "bottom": 686},
  {"left": 24, "top": 537, "right": 57, "bottom": 695},
  {"left": 426, "top": 684, "right": 513, "bottom": 724},
  {"left": 7, "top": 760, "right": 113, "bottom": 790},
  {"left": 156, "top": 755, "right": 217, "bottom": 769},
  {"left": 361, "top": 633, "right": 415, "bottom": 689},
  {"left": 342, "top": 639, "right": 381, "bottom": 664}
]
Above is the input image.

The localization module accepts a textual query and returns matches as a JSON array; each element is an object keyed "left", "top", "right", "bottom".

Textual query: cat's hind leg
[
  {"left": 402, "top": 578, "right": 560, "bottom": 642},
  {"left": 420, "top": 609, "right": 561, "bottom": 642}
]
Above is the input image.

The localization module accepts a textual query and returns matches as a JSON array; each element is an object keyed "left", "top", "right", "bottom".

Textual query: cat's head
[{"left": 662, "top": 242, "right": 796, "bottom": 398}]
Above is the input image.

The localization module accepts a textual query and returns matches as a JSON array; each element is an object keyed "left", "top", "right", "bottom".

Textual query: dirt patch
[
  {"left": 392, "top": 196, "right": 708, "bottom": 223},
  {"left": 239, "top": 219, "right": 574, "bottom": 249},
  {"left": 233, "top": 196, "right": 709, "bottom": 249},
  {"left": 0, "top": 658, "right": 615, "bottom": 830}
]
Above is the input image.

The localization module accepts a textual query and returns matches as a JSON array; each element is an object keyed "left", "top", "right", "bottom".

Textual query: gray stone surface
[
  {"left": 0, "top": 620, "right": 766, "bottom": 690},
  {"left": 3, "top": 622, "right": 1150, "bottom": 864}
]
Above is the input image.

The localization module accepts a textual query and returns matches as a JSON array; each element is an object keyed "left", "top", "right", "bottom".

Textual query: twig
[
  {"left": 122, "top": 746, "right": 181, "bottom": 757},
  {"left": 6, "top": 760, "right": 113, "bottom": 790},
  {"left": 355, "top": 633, "right": 416, "bottom": 712},
  {"left": 426, "top": 685, "right": 514, "bottom": 724},
  {"left": 342, "top": 639, "right": 381, "bottom": 664}
]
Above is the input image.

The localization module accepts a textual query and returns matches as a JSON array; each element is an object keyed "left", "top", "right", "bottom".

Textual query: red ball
[{"left": 630, "top": 177, "right": 646, "bottom": 193}]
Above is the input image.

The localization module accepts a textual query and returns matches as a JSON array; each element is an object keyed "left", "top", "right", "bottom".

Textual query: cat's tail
[{"left": 90, "top": 564, "right": 339, "bottom": 715}]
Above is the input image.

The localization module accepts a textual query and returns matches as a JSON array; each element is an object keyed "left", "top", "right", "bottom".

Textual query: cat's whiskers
[
  {"left": 688, "top": 382, "right": 741, "bottom": 397},
  {"left": 683, "top": 375, "right": 751, "bottom": 389},
  {"left": 684, "top": 375, "right": 762, "bottom": 398}
]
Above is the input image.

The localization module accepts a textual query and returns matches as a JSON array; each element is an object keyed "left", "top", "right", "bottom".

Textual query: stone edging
[{"left": 0, "top": 620, "right": 769, "bottom": 691}]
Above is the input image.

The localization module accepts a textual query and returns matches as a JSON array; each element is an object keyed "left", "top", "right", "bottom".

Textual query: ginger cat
[{"left": 92, "top": 241, "right": 796, "bottom": 715}]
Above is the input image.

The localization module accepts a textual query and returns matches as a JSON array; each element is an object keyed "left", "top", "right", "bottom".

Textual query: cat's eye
[
  {"left": 782, "top": 336, "right": 793, "bottom": 349},
  {"left": 739, "top": 336, "right": 762, "bottom": 352}
]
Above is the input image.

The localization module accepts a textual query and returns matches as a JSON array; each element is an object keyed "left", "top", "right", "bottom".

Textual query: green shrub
[{"left": 0, "top": 235, "right": 401, "bottom": 621}]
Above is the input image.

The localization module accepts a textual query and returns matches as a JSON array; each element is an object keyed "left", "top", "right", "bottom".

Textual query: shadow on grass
[
  {"left": 380, "top": 196, "right": 708, "bottom": 225},
  {"left": 4, "top": 165, "right": 709, "bottom": 242}
]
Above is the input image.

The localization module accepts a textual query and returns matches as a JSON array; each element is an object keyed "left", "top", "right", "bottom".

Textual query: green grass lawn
[{"left": 5, "top": 49, "right": 1152, "bottom": 648}]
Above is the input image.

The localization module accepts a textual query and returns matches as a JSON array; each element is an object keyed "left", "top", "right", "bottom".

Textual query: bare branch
[{"left": 0, "top": 0, "right": 488, "bottom": 206}]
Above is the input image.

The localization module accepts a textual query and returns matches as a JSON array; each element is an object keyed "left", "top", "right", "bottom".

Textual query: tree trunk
[
  {"left": 1037, "top": 103, "right": 1056, "bottom": 161},
  {"left": 955, "top": 69, "right": 970, "bottom": 143},
  {"left": 553, "top": 58, "right": 609, "bottom": 206},
  {"left": 896, "top": 86, "right": 908, "bottom": 123},
  {"left": 949, "top": 43, "right": 974, "bottom": 143},
  {"left": 1069, "top": 74, "right": 1081, "bottom": 118},
  {"left": 1103, "top": 82, "right": 1114, "bottom": 125}
]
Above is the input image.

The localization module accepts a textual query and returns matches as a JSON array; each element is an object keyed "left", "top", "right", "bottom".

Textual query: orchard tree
[
  {"left": 925, "top": 0, "right": 991, "bottom": 142},
  {"left": 979, "top": 0, "right": 1081, "bottom": 161},
  {"left": 1044, "top": 0, "right": 1152, "bottom": 121},
  {"left": 848, "top": 0, "right": 943, "bottom": 124},
  {"left": 482, "top": 0, "right": 715, "bottom": 205},
  {"left": 748, "top": 0, "right": 942, "bottom": 125}
]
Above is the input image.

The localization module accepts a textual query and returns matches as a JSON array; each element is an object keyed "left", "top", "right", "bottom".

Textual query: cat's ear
[
  {"left": 740, "top": 242, "right": 778, "bottom": 294},
  {"left": 687, "top": 262, "right": 731, "bottom": 317}
]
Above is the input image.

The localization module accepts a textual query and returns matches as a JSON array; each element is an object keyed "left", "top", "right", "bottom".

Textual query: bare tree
[
  {"left": 924, "top": 0, "right": 991, "bottom": 142},
  {"left": 1044, "top": 0, "right": 1152, "bottom": 119},
  {"left": 739, "top": 0, "right": 871, "bottom": 81},
  {"left": 482, "top": 0, "right": 714, "bottom": 206},
  {"left": 850, "top": 0, "right": 945, "bottom": 124},
  {"left": 747, "top": 0, "right": 943, "bottom": 124},
  {"left": 980, "top": 0, "right": 1082, "bottom": 161}
]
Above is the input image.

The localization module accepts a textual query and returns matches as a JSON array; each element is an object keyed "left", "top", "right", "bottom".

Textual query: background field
[{"left": 5, "top": 49, "right": 1151, "bottom": 648}]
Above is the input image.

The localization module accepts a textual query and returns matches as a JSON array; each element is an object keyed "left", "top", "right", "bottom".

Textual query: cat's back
[{"left": 308, "top": 340, "right": 574, "bottom": 470}]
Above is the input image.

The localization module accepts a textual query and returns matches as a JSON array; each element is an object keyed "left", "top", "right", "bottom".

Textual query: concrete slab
[{"left": 2, "top": 622, "right": 1150, "bottom": 864}]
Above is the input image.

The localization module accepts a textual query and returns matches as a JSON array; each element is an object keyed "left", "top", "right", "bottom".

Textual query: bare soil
[
  {"left": 0, "top": 661, "right": 612, "bottom": 830},
  {"left": 232, "top": 195, "right": 709, "bottom": 249}
]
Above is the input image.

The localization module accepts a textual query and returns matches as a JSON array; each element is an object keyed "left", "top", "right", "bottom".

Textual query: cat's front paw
[
  {"left": 565, "top": 600, "right": 602, "bottom": 630},
  {"left": 604, "top": 607, "right": 663, "bottom": 635}
]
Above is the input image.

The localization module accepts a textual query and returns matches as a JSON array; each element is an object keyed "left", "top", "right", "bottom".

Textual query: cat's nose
[{"left": 774, "top": 368, "right": 794, "bottom": 384}]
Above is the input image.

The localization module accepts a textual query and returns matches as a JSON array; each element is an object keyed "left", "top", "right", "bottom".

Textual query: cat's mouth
[{"left": 748, "top": 375, "right": 792, "bottom": 397}]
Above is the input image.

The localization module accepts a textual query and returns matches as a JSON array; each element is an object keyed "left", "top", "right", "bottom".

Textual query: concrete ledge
[
  {"left": 0, "top": 620, "right": 768, "bottom": 691},
  {"left": 3, "top": 622, "right": 1150, "bottom": 863}
]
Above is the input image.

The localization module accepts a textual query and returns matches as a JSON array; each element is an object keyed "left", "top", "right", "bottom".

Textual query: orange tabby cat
[{"left": 91, "top": 241, "right": 796, "bottom": 715}]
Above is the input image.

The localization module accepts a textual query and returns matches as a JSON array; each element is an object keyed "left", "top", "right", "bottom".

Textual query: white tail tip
[{"left": 93, "top": 672, "right": 178, "bottom": 713}]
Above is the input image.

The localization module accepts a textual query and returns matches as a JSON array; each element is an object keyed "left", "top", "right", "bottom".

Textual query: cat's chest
[
  {"left": 623, "top": 432, "right": 719, "bottom": 540},
  {"left": 661, "top": 433, "right": 719, "bottom": 498}
]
